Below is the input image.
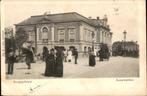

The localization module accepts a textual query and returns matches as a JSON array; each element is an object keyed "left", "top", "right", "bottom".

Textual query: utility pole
[
  {"left": 123, "top": 30, "right": 127, "bottom": 56},
  {"left": 123, "top": 30, "right": 127, "bottom": 42}
]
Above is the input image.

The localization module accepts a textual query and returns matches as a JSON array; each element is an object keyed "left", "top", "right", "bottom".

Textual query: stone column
[
  {"left": 65, "top": 28, "right": 68, "bottom": 42},
  {"left": 36, "top": 27, "right": 40, "bottom": 54},
  {"left": 36, "top": 27, "right": 39, "bottom": 42},
  {"left": 107, "top": 33, "right": 110, "bottom": 45},
  {"left": 102, "top": 31, "right": 104, "bottom": 43},
  {"left": 51, "top": 24, "right": 55, "bottom": 48},
  {"left": 110, "top": 32, "right": 113, "bottom": 44},
  {"left": 106, "top": 32, "right": 108, "bottom": 44},
  {"left": 79, "top": 23, "right": 83, "bottom": 41},
  {"left": 104, "top": 31, "right": 106, "bottom": 44}
]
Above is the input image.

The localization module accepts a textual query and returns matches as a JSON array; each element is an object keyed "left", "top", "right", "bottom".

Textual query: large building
[
  {"left": 15, "top": 12, "right": 112, "bottom": 54},
  {"left": 112, "top": 41, "right": 139, "bottom": 57}
]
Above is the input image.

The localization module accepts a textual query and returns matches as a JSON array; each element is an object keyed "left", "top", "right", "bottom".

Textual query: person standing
[
  {"left": 63, "top": 49, "right": 67, "bottom": 62},
  {"left": 25, "top": 46, "right": 34, "bottom": 69},
  {"left": 22, "top": 41, "right": 34, "bottom": 70},
  {"left": 67, "top": 49, "right": 72, "bottom": 62},
  {"left": 98, "top": 49, "right": 103, "bottom": 61},
  {"left": 54, "top": 48, "right": 64, "bottom": 77},
  {"left": 7, "top": 48, "right": 15, "bottom": 75},
  {"left": 74, "top": 49, "right": 78, "bottom": 64},
  {"left": 42, "top": 46, "right": 49, "bottom": 61},
  {"left": 89, "top": 48, "right": 96, "bottom": 67},
  {"left": 44, "top": 49, "right": 55, "bottom": 77}
]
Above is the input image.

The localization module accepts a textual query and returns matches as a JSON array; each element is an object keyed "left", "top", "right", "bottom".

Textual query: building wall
[
  {"left": 15, "top": 21, "right": 112, "bottom": 54},
  {"left": 78, "top": 22, "right": 97, "bottom": 52},
  {"left": 54, "top": 22, "right": 80, "bottom": 42}
]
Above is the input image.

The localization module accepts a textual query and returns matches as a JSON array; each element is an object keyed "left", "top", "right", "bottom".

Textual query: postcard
[{"left": 1, "top": 0, "right": 146, "bottom": 95}]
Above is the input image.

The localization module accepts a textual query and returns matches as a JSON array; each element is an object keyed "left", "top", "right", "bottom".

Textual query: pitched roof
[{"left": 15, "top": 12, "right": 109, "bottom": 30}]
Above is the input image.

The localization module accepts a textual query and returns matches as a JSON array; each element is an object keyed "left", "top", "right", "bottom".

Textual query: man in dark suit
[
  {"left": 74, "top": 49, "right": 78, "bottom": 64},
  {"left": 7, "top": 48, "right": 15, "bottom": 74},
  {"left": 25, "top": 46, "right": 33, "bottom": 69}
]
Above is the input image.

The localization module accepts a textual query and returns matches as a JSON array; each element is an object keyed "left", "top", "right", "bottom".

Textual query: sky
[{"left": 1, "top": 0, "right": 144, "bottom": 43}]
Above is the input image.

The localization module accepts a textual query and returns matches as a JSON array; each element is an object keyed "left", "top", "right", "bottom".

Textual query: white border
[{"left": 1, "top": 0, "right": 146, "bottom": 95}]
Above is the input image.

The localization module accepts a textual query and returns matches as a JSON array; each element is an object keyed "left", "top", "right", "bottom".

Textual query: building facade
[
  {"left": 15, "top": 12, "right": 112, "bottom": 54},
  {"left": 112, "top": 41, "right": 139, "bottom": 57}
]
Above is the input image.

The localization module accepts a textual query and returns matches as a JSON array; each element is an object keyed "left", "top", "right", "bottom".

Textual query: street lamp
[
  {"left": 91, "top": 31, "right": 95, "bottom": 51},
  {"left": 123, "top": 30, "right": 127, "bottom": 56},
  {"left": 123, "top": 30, "right": 127, "bottom": 42}
]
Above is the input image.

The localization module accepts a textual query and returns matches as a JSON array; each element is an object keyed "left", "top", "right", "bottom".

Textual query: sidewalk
[{"left": 6, "top": 56, "right": 139, "bottom": 79}]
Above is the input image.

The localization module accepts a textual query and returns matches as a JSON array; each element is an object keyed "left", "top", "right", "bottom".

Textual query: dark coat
[
  {"left": 42, "top": 50, "right": 49, "bottom": 61},
  {"left": 7, "top": 51, "right": 15, "bottom": 74},
  {"left": 54, "top": 50, "right": 64, "bottom": 77},
  {"left": 89, "top": 53, "right": 96, "bottom": 66},
  {"left": 74, "top": 50, "right": 78, "bottom": 58},
  {"left": 25, "top": 49, "right": 33, "bottom": 64},
  {"left": 8, "top": 52, "right": 15, "bottom": 64},
  {"left": 45, "top": 53, "right": 55, "bottom": 76}
]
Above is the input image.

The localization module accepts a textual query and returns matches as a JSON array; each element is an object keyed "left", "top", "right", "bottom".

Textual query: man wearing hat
[
  {"left": 73, "top": 48, "right": 78, "bottom": 64},
  {"left": 7, "top": 48, "right": 15, "bottom": 74}
]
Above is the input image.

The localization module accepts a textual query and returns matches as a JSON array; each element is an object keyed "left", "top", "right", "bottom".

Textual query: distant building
[
  {"left": 112, "top": 41, "right": 139, "bottom": 57},
  {"left": 15, "top": 12, "right": 112, "bottom": 54}
]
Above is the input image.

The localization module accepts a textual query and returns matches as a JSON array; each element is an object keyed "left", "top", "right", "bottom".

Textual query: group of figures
[
  {"left": 42, "top": 47, "right": 63, "bottom": 77},
  {"left": 6, "top": 41, "right": 110, "bottom": 77},
  {"left": 6, "top": 40, "right": 79, "bottom": 77},
  {"left": 98, "top": 44, "right": 110, "bottom": 61},
  {"left": 42, "top": 46, "right": 79, "bottom": 77},
  {"left": 23, "top": 46, "right": 78, "bottom": 77}
]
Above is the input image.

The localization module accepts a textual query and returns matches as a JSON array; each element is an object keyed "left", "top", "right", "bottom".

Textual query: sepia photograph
[{"left": 1, "top": 0, "right": 146, "bottom": 95}]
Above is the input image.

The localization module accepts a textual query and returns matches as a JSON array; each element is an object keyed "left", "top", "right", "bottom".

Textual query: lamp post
[
  {"left": 91, "top": 31, "right": 95, "bottom": 51},
  {"left": 123, "top": 30, "right": 127, "bottom": 42},
  {"left": 123, "top": 30, "right": 127, "bottom": 56}
]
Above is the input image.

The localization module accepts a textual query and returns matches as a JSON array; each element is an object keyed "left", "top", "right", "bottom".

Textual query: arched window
[{"left": 42, "top": 27, "right": 48, "bottom": 39}]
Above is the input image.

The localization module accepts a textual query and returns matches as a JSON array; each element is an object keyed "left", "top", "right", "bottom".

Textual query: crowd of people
[
  {"left": 6, "top": 42, "right": 81, "bottom": 77},
  {"left": 6, "top": 41, "right": 111, "bottom": 77}
]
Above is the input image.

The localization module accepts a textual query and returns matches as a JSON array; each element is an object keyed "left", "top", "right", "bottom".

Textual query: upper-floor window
[
  {"left": 42, "top": 27, "right": 48, "bottom": 40},
  {"left": 58, "top": 29, "right": 65, "bottom": 42},
  {"left": 68, "top": 28, "right": 75, "bottom": 42}
]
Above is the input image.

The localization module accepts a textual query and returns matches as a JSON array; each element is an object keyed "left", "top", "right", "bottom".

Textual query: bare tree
[
  {"left": 15, "top": 27, "right": 28, "bottom": 48},
  {"left": 15, "top": 27, "right": 28, "bottom": 56}
]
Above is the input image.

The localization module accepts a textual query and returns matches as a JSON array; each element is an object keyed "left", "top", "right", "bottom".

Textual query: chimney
[
  {"left": 97, "top": 17, "right": 99, "bottom": 20},
  {"left": 88, "top": 16, "right": 92, "bottom": 19},
  {"left": 47, "top": 11, "right": 51, "bottom": 14},
  {"left": 44, "top": 11, "right": 51, "bottom": 15}
]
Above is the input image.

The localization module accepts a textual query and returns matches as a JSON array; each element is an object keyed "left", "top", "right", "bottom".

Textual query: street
[{"left": 6, "top": 56, "right": 139, "bottom": 79}]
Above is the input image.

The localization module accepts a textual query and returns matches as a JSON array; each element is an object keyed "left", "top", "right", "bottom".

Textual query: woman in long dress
[
  {"left": 89, "top": 49, "right": 96, "bottom": 67},
  {"left": 44, "top": 49, "right": 55, "bottom": 77},
  {"left": 42, "top": 46, "right": 49, "bottom": 61},
  {"left": 54, "top": 48, "right": 64, "bottom": 77}
]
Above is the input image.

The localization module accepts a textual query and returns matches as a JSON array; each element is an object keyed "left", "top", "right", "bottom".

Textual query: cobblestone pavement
[{"left": 6, "top": 56, "right": 139, "bottom": 79}]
